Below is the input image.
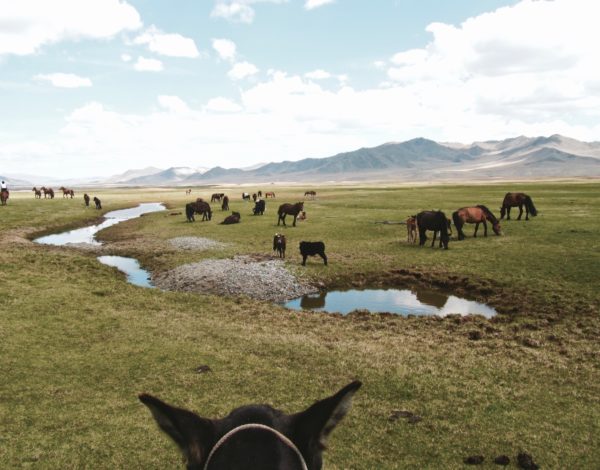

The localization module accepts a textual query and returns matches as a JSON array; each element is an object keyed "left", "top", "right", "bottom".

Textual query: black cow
[
  {"left": 253, "top": 199, "right": 265, "bottom": 215},
  {"left": 93, "top": 197, "right": 102, "bottom": 210},
  {"left": 273, "top": 233, "right": 286, "bottom": 258},
  {"left": 299, "top": 241, "right": 327, "bottom": 266}
]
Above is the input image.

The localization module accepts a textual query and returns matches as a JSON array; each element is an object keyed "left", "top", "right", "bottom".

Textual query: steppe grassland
[{"left": 1, "top": 182, "right": 598, "bottom": 469}]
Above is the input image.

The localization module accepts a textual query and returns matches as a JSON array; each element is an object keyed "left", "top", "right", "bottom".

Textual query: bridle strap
[{"left": 203, "top": 423, "right": 308, "bottom": 470}]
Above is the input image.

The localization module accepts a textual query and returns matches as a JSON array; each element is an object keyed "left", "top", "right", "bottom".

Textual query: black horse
[
  {"left": 253, "top": 199, "right": 266, "bottom": 215},
  {"left": 93, "top": 197, "right": 102, "bottom": 210},
  {"left": 221, "top": 211, "right": 241, "bottom": 224},
  {"left": 277, "top": 202, "right": 304, "bottom": 227},
  {"left": 139, "top": 381, "right": 361, "bottom": 470},
  {"left": 221, "top": 195, "right": 229, "bottom": 211},
  {"left": 416, "top": 210, "right": 449, "bottom": 249},
  {"left": 186, "top": 200, "right": 212, "bottom": 222}
]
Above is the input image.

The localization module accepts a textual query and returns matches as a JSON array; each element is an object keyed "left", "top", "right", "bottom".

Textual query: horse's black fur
[
  {"left": 186, "top": 201, "right": 212, "bottom": 222},
  {"left": 221, "top": 211, "right": 241, "bottom": 224},
  {"left": 242, "top": 192, "right": 251, "bottom": 201},
  {"left": 273, "top": 233, "right": 286, "bottom": 258},
  {"left": 83, "top": 194, "right": 90, "bottom": 207},
  {"left": 93, "top": 197, "right": 102, "bottom": 210},
  {"left": 416, "top": 210, "right": 449, "bottom": 249},
  {"left": 221, "top": 196, "right": 229, "bottom": 211},
  {"left": 277, "top": 202, "right": 304, "bottom": 227},
  {"left": 299, "top": 241, "right": 327, "bottom": 266},
  {"left": 253, "top": 199, "right": 266, "bottom": 215},
  {"left": 139, "top": 381, "right": 361, "bottom": 470}
]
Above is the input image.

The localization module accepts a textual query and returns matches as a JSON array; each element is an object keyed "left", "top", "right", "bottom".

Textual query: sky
[{"left": 1, "top": 0, "right": 599, "bottom": 179}]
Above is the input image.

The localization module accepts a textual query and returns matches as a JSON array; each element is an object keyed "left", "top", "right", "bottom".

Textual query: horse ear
[
  {"left": 139, "top": 394, "right": 213, "bottom": 465},
  {"left": 292, "top": 381, "right": 361, "bottom": 449}
]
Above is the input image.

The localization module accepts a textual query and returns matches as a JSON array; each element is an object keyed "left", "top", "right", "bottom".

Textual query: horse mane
[{"left": 476, "top": 205, "right": 499, "bottom": 224}]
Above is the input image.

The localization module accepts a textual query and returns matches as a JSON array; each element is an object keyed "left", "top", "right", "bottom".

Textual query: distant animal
[
  {"left": 304, "top": 190, "right": 316, "bottom": 198},
  {"left": 406, "top": 215, "right": 417, "bottom": 243},
  {"left": 242, "top": 192, "right": 251, "bottom": 201},
  {"left": 253, "top": 199, "right": 266, "bottom": 215},
  {"left": 221, "top": 211, "right": 241, "bottom": 225},
  {"left": 416, "top": 210, "right": 449, "bottom": 249},
  {"left": 185, "top": 188, "right": 192, "bottom": 195},
  {"left": 41, "top": 187, "right": 54, "bottom": 199},
  {"left": 453, "top": 205, "right": 502, "bottom": 240},
  {"left": 277, "top": 202, "right": 304, "bottom": 227},
  {"left": 297, "top": 211, "right": 307, "bottom": 221},
  {"left": 500, "top": 192, "right": 538, "bottom": 220},
  {"left": 139, "top": 380, "right": 361, "bottom": 470},
  {"left": 186, "top": 200, "right": 212, "bottom": 222},
  {"left": 257, "top": 190, "right": 262, "bottom": 198},
  {"left": 93, "top": 197, "right": 102, "bottom": 210},
  {"left": 83, "top": 193, "right": 90, "bottom": 207},
  {"left": 59, "top": 186, "right": 75, "bottom": 198},
  {"left": 0, "top": 189, "right": 8, "bottom": 206},
  {"left": 252, "top": 193, "right": 257, "bottom": 202},
  {"left": 265, "top": 191, "right": 276, "bottom": 198},
  {"left": 300, "top": 241, "right": 327, "bottom": 266},
  {"left": 32, "top": 187, "right": 42, "bottom": 199},
  {"left": 273, "top": 233, "right": 286, "bottom": 258},
  {"left": 221, "top": 195, "right": 229, "bottom": 211},
  {"left": 211, "top": 193, "right": 225, "bottom": 202}
]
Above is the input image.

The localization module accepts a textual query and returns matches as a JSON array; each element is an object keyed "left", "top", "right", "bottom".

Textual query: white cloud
[
  {"left": 121, "top": 53, "right": 132, "bottom": 62},
  {"left": 0, "top": 0, "right": 141, "bottom": 55},
  {"left": 228, "top": 61, "right": 259, "bottom": 80},
  {"left": 157, "top": 95, "right": 190, "bottom": 113},
  {"left": 34, "top": 73, "right": 92, "bottom": 88},
  {"left": 133, "top": 26, "right": 200, "bottom": 58},
  {"left": 134, "top": 56, "right": 163, "bottom": 72},
  {"left": 304, "top": 69, "right": 331, "bottom": 80},
  {"left": 212, "top": 38, "right": 237, "bottom": 61},
  {"left": 205, "top": 97, "right": 242, "bottom": 112},
  {"left": 305, "top": 0, "right": 334, "bottom": 10},
  {"left": 211, "top": 0, "right": 287, "bottom": 24}
]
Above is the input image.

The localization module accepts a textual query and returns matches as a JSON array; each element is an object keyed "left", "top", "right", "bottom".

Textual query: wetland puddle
[
  {"left": 97, "top": 256, "right": 154, "bottom": 288},
  {"left": 284, "top": 288, "right": 497, "bottom": 317}
]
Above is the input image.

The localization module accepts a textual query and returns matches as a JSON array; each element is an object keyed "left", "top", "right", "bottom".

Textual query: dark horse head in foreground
[
  {"left": 500, "top": 192, "right": 537, "bottom": 220},
  {"left": 416, "top": 210, "right": 450, "bottom": 249},
  {"left": 139, "top": 381, "right": 361, "bottom": 470}
]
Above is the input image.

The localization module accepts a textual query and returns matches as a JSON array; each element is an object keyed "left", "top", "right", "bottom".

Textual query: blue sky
[{"left": 1, "top": 0, "right": 598, "bottom": 178}]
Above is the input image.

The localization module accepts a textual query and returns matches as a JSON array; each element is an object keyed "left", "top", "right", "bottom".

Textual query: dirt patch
[
  {"left": 153, "top": 255, "right": 317, "bottom": 302},
  {"left": 168, "top": 236, "right": 228, "bottom": 251}
]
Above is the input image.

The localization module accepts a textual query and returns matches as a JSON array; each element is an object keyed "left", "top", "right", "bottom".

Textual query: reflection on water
[
  {"left": 34, "top": 203, "right": 165, "bottom": 246},
  {"left": 284, "top": 288, "right": 497, "bottom": 318},
  {"left": 97, "top": 256, "right": 153, "bottom": 288}
]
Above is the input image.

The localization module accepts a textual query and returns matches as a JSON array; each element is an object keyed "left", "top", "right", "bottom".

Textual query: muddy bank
[{"left": 153, "top": 255, "right": 317, "bottom": 302}]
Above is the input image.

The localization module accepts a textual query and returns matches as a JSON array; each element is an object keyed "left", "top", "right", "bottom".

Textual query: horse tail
[
  {"left": 525, "top": 196, "right": 537, "bottom": 216},
  {"left": 452, "top": 210, "right": 462, "bottom": 231}
]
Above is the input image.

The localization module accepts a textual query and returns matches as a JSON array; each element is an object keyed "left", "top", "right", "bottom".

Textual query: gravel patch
[
  {"left": 168, "top": 236, "right": 228, "bottom": 251},
  {"left": 154, "top": 255, "right": 317, "bottom": 302}
]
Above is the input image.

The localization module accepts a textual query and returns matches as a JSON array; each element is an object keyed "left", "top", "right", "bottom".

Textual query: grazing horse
[
  {"left": 273, "top": 233, "right": 286, "bottom": 258},
  {"left": 32, "top": 187, "right": 42, "bottom": 199},
  {"left": 416, "top": 210, "right": 449, "bottom": 249},
  {"left": 93, "top": 197, "right": 102, "bottom": 210},
  {"left": 253, "top": 199, "right": 266, "bottom": 215},
  {"left": 277, "top": 202, "right": 304, "bottom": 227},
  {"left": 186, "top": 200, "right": 212, "bottom": 222},
  {"left": 453, "top": 205, "right": 502, "bottom": 240},
  {"left": 0, "top": 189, "right": 8, "bottom": 206},
  {"left": 257, "top": 190, "right": 263, "bottom": 198},
  {"left": 252, "top": 193, "right": 257, "bottom": 202},
  {"left": 242, "top": 192, "right": 251, "bottom": 201},
  {"left": 83, "top": 193, "right": 90, "bottom": 207},
  {"left": 221, "top": 211, "right": 241, "bottom": 224},
  {"left": 139, "top": 381, "right": 361, "bottom": 470},
  {"left": 304, "top": 190, "right": 316, "bottom": 199},
  {"left": 211, "top": 193, "right": 224, "bottom": 203},
  {"left": 431, "top": 218, "right": 452, "bottom": 248},
  {"left": 500, "top": 192, "right": 537, "bottom": 220},
  {"left": 300, "top": 241, "right": 327, "bottom": 266},
  {"left": 265, "top": 191, "right": 276, "bottom": 198},
  {"left": 406, "top": 215, "right": 417, "bottom": 244},
  {"left": 221, "top": 195, "right": 229, "bottom": 211}
]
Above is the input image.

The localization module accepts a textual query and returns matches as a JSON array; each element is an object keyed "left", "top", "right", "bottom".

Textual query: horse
[
  {"left": 186, "top": 200, "right": 212, "bottom": 222},
  {"left": 406, "top": 216, "right": 417, "bottom": 244},
  {"left": 253, "top": 199, "right": 266, "bottom": 215},
  {"left": 500, "top": 192, "right": 537, "bottom": 220},
  {"left": 83, "top": 193, "right": 90, "bottom": 207},
  {"left": 304, "top": 190, "right": 316, "bottom": 199},
  {"left": 221, "top": 195, "right": 229, "bottom": 211},
  {"left": 211, "top": 193, "right": 224, "bottom": 203},
  {"left": 32, "top": 187, "right": 42, "bottom": 199},
  {"left": 252, "top": 193, "right": 257, "bottom": 202},
  {"left": 59, "top": 186, "right": 75, "bottom": 198},
  {"left": 257, "top": 190, "right": 263, "bottom": 198},
  {"left": 221, "top": 211, "right": 241, "bottom": 224},
  {"left": 242, "top": 192, "right": 251, "bottom": 201},
  {"left": 139, "top": 380, "right": 360, "bottom": 470},
  {"left": 93, "top": 197, "right": 102, "bottom": 210},
  {"left": 273, "top": 233, "right": 286, "bottom": 258},
  {"left": 185, "top": 189, "right": 192, "bottom": 195},
  {"left": 0, "top": 190, "right": 8, "bottom": 206},
  {"left": 416, "top": 210, "right": 449, "bottom": 249},
  {"left": 41, "top": 187, "right": 54, "bottom": 199},
  {"left": 453, "top": 205, "right": 502, "bottom": 240},
  {"left": 431, "top": 218, "right": 453, "bottom": 248},
  {"left": 277, "top": 202, "right": 304, "bottom": 227},
  {"left": 265, "top": 191, "right": 276, "bottom": 198}
]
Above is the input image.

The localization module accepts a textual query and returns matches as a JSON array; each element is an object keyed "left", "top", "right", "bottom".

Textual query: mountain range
[{"left": 5, "top": 135, "right": 600, "bottom": 187}]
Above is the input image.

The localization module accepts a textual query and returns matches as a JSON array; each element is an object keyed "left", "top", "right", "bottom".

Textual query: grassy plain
[{"left": 1, "top": 182, "right": 599, "bottom": 469}]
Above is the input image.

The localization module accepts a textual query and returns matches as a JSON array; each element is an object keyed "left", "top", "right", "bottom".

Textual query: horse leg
[
  {"left": 474, "top": 223, "right": 479, "bottom": 237},
  {"left": 517, "top": 205, "right": 523, "bottom": 220},
  {"left": 506, "top": 207, "right": 511, "bottom": 220},
  {"left": 525, "top": 205, "right": 529, "bottom": 221},
  {"left": 302, "top": 254, "right": 307, "bottom": 266},
  {"left": 483, "top": 220, "right": 488, "bottom": 237},
  {"left": 418, "top": 227, "right": 427, "bottom": 246},
  {"left": 431, "top": 231, "right": 437, "bottom": 247},
  {"left": 292, "top": 214, "right": 297, "bottom": 227},
  {"left": 320, "top": 252, "right": 328, "bottom": 266}
]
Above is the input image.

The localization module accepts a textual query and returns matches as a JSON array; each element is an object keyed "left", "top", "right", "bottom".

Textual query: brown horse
[
  {"left": 0, "top": 190, "right": 8, "bottom": 206},
  {"left": 277, "top": 202, "right": 304, "bottom": 227},
  {"left": 265, "top": 191, "right": 276, "bottom": 198},
  {"left": 211, "top": 193, "right": 224, "bottom": 202},
  {"left": 221, "top": 195, "right": 229, "bottom": 211},
  {"left": 185, "top": 188, "right": 192, "bottom": 195},
  {"left": 41, "top": 187, "right": 55, "bottom": 199},
  {"left": 406, "top": 215, "right": 417, "bottom": 244},
  {"left": 453, "top": 205, "right": 501, "bottom": 240},
  {"left": 59, "top": 186, "right": 75, "bottom": 198},
  {"left": 32, "top": 187, "right": 42, "bottom": 198},
  {"left": 304, "top": 190, "right": 316, "bottom": 199},
  {"left": 500, "top": 192, "right": 537, "bottom": 220},
  {"left": 83, "top": 193, "right": 90, "bottom": 207}
]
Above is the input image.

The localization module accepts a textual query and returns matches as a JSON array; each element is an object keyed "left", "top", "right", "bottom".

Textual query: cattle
[
  {"left": 93, "top": 197, "right": 102, "bottom": 210},
  {"left": 221, "top": 211, "right": 241, "bottom": 225},
  {"left": 299, "top": 241, "right": 327, "bottom": 266},
  {"left": 273, "top": 233, "right": 286, "bottom": 258},
  {"left": 253, "top": 199, "right": 266, "bottom": 215}
]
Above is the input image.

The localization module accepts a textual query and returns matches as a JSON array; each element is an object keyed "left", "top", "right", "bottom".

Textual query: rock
[
  {"left": 517, "top": 452, "right": 539, "bottom": 470},
  {"left": 494, "top": 455, "right": 510, "bottom": 466},
  {"left": 464, "top": 455, "right": 485, "bottom": 465}
]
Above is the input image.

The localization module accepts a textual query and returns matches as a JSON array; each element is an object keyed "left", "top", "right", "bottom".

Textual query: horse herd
[{"left": 408, "top": 192, "right": 538, "bottom": 249}]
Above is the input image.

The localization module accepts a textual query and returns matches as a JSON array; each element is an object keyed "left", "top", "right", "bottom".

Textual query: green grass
[{"left": 1, "top": 182, "right": 599, "bottom": 469}]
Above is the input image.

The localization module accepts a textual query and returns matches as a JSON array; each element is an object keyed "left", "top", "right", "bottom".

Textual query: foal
[{"left": 406, "top": 216, "right": 417, "bottom": 243}]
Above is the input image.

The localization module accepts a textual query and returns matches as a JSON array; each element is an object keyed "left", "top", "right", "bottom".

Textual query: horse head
[
  {"left": 139, "top": 381, "right": 361, "bottom": 470},
  {"left": 492, "top": 222, "right": 502, "bottom": 236}
]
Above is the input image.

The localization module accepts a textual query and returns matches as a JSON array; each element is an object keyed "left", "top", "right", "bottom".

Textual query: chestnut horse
[
  {"left": 265, "top": 191, "right": 276, "bottom": 198},
  {"left": 59, "top": 186, "right": 75, "bottom": 198},
  {"left": 277, "top": 202, "right": 304, "bottom": 227},
  {"left": 0, "top": 190, "right": 8, "bottom": 206},
  {"left": 32, "top": 187, "right": 42, "bottom": 198},
  {"left": 453, "top": 205, "right": 501, "bottom": 240},
  {"left": 406, "top": 215, "right": 417, "bottom": 244},
  {"left": 500, "top": 192, "right": 537, "bottom": 220}
]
